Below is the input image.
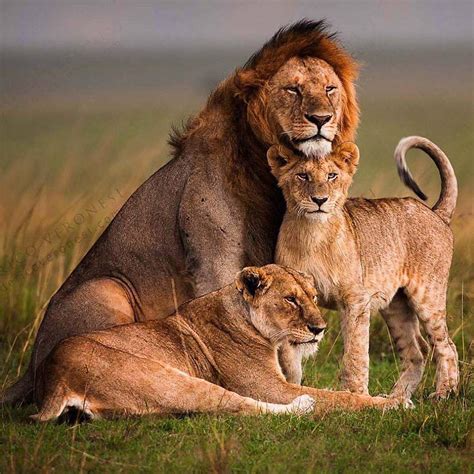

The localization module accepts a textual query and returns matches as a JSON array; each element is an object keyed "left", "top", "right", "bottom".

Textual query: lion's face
[
  {"left": 235, "top": 264, "right": 326, "bottom": 346},
  {"left": 265, "top": 57, "right": 344, "bottom": 158},
  {"left": 268, "top": 142, "right": 360, "bottom": 221}
]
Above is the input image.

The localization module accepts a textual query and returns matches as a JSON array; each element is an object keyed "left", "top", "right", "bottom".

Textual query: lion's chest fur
[
  {"left": 275, "top": 207, "right": 408, "bottom": 311},
  {"left": 275, "top": 214, "right": 360, "bottom": 306}
]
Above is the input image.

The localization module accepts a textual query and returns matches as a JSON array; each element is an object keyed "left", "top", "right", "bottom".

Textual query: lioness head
[
  {"left": 235, "top": 264, "right": 326, "bottom": 345},
  {"left": 267, "top": 142, "right": 360, "bottom": 221}
]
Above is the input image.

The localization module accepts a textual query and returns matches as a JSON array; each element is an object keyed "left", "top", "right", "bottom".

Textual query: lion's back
[{"left": 346, "top": 197, "right": 453, "bottom": 274}]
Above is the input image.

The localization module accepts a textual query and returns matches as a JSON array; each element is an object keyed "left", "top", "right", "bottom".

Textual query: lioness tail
[{"left": 394, "top": 136, "right": 457, "bottom": 224}]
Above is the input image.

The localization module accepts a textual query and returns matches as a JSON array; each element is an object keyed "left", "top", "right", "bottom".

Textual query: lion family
[{"left": 3, "top": 20, "right": 458, "bottom": 420}]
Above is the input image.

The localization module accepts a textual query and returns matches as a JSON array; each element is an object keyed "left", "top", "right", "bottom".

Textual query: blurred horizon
[
  {"left": 1, "top": 1, "right": 473, "bottom": 108},
  {"left": 1, "top": 1, "right": 473, "bottom": 52}
]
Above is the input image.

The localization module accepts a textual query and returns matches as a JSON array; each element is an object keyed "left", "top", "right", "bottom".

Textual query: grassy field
[{"left": 0, "top": 86, "right": 473, "bottom": 471}]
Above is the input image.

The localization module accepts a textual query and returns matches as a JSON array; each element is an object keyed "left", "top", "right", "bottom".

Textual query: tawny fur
[
  {"left": 3, "top": 20, "right": 360, "bottom": 406},
  {"left": 31, "top": 265, "right": 405, "bottom": 422},
  {"left": 269, "top": 139, "right": 459, "bottom": 398}
]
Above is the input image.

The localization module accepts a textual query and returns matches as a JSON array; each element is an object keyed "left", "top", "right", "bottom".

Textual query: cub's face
[
  {"left": 265, "top": 57, "right": 344, "bottom": 158},
  {"left": 236, "top": 264, "right": 326, "bottom": 346},
  {"left": 268, "top": 142, "right": 359, "bottom": 221}
]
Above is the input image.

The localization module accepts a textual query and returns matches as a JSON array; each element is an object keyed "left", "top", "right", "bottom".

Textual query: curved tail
[{"left": 394, "top": 136, "right": 457, "bottom": 225}]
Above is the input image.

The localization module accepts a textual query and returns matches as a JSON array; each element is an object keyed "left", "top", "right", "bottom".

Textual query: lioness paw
[{"left": 288, "top": 395, "right": 316, "bottom": 415}]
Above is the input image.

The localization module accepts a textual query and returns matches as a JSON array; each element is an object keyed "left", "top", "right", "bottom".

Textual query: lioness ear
[
  {"left": 267, "top": 145, "right": 291, "bottom": 178},
  {"left": 334, "top": 142, "right": 360, "bottom": 175},
  {"left": 235, "top": 267, "right": 272, "bottom": 299}
]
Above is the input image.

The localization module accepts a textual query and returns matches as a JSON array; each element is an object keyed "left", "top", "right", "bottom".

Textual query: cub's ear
[
  {"left": 299, "top": 269, "right": 316, "bottom": 288},
  {"left": 235, "top": 266, "right": 272, "bottom": 300},
  {"left": 267, "top": 145, "right": 288, "bottom": 176},
  {"left": 333, "top": 142, "right": 360, "bottom": 175},
  {"left": 267, "top": 145, "right": 294, "bottom": 178}
]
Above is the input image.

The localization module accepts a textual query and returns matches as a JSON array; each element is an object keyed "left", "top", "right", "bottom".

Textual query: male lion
[
  {"left": 4, "top": 20, "right": 359, "bottom": 404},
  {"left": 32, "top": 265, "right": 404, "bottom": 422},
  {"left": 268, "top": 138, "right": 458, "bottom": 399}
]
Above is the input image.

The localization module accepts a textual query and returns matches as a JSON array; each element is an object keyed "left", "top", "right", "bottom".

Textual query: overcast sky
[{"left": 1, "top": 0, "right": 473, "bottom": 51}]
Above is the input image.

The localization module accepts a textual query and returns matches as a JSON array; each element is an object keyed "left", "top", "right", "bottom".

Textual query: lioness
[
  {"left": 4, "top": 20, "right": 360, "bottom": 405},
  {"left": 268, "top": 138, "right": 458, "bottom": 399},
  {"left": 32, "top": 265, "right": 403, "bottom": 421}
]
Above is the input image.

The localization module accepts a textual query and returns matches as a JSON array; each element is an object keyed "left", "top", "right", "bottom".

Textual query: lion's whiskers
[{"left": 270, "top": 328, "right": 291, "bottom": 343}]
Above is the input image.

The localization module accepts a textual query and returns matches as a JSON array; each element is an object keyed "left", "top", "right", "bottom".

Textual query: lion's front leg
[
  {"left": 339, "top": 291, "right": 371, "bottom": 394},
  {"left": 248, "top": 377, "right": 406, "bottom": 413},
  {"left": 185, "top": 243, "right": 244, "bottom": 297},
  {"left": 179, "top": 178, "right": 248, "bottom": 297},
  {"left": 278, "top": 341, "right": 303, "bottom": 384}
]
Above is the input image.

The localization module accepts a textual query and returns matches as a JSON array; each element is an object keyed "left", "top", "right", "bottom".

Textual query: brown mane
[{"left": 169, "top": 19, "right": 360, "bottom": 156}]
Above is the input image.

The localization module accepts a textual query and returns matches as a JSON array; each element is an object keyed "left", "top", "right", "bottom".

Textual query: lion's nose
[
  {"left": 307, "top": 325, "right": 325, "bottom": 336},
  {"left": 305, "top": 114, "right": 332, "bottom": 129},
  {"left": 311, "top": 196, "right": 328, "bottom": 206}
]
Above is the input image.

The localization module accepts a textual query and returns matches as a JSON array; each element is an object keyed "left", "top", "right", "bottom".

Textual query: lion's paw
[
  {"left": 288, "top": 395, "right": 316, "bottom": 415},
  {"left": 402, "top": 398, "right": 415, "bottom": 409},
  {"left": 428, "top": 389, "right": 456, "bottom": 401}
]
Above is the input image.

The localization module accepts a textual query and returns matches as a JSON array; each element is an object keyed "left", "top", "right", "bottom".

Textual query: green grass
[
  {"left": 2, "top": 354, "right": 473, "bottom": 473},
  {"left": 1, "top": 94, "right": 473, "bottom": 473}
]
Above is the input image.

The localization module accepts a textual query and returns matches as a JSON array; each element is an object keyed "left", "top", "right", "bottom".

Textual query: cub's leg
[
  {"left": 339, "top": 290, "right": 371, "bottom": 394},
  {"left": 380, "top": 291, "right": 429, "bottom": 399},
  {"left": 406, "top": 282, "right": 459, "bottom": 398},
  {"left": 278, "top": 341, "right": 303, "bottom": 384},
  {"left": 32, "top": 339, "right": 315, "bottom": 421}
]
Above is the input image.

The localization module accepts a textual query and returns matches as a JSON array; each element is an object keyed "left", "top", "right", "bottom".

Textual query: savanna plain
[{"left": 0, "top": 48, "right": 473, "bottom": 472}]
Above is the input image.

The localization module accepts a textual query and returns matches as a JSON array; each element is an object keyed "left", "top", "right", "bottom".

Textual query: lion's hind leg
[
  {"left": 278, "top": 341, "right": 303, "bottom": 384},
  {"left": 32, "top": 348, "right": 315, "bottom": 420},
  {"left": 381, "top": 291, "right": 429, "bottom": 399},
  {"left": 405, "top": 281, "right": 459, "bottom": 399}
]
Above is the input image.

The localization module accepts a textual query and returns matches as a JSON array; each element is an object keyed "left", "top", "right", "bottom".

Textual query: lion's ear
[
  {"left": 234, "top": 69, "right": 260, "bottom": 101},
  {"left": 333, "top": 142, "right": 359, "bottom": 175},
  {"left": 235, "top": 267, "right": 272, "bottom": 300},
  {"left": 267, "top": 145, "right": 294, "bottom": 178}
]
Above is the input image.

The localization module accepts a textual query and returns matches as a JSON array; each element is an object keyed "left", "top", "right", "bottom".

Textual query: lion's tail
[{"left": 394, "top": 136, "right": 457, "bottom": 225}]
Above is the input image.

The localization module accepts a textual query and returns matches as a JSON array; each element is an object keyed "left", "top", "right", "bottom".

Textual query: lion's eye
[
  {"left": 284, "top": 86, "right": 301, "bottom": 96},
  {"left": 296, "top": 173, "right": 309, "bottom": 181},
  {"left": 284, "top": 296, "right": 298, "bottom": 307},
  {"left": 327, "top": 172, "right": 338, "bottom": 181},
  {"left": 326, "top": 85, "right": 337, "bottom": 94}
]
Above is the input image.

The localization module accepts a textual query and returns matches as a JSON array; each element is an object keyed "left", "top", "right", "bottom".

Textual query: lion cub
[{"left": 268, "top": 137, "right": 459, "bottom": 399}]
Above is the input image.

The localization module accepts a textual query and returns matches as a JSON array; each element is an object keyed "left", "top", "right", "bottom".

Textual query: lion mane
[{"left": 169, "top": 19, "right": 360, "bottom": 159}]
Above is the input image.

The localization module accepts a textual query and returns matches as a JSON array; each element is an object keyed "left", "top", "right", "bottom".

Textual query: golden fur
[
  {"left": 269, "top": 139, "right": 459, "bottom": 398},
  {"left": 31, "top": 265, "right": 406, "bottom": 422},
  {"left": 3, "top": 20, "right": 362, "bottom": 406}
]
